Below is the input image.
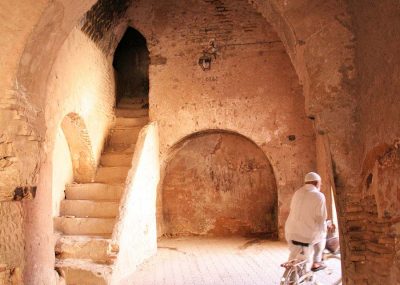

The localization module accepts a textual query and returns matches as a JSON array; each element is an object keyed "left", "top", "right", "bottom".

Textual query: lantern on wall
[
  {"left": 198, "top": 52, "right": 212, "bottom": 71},
  {"left": 198, "top": 40, "right": 218, "bottom": 71}
]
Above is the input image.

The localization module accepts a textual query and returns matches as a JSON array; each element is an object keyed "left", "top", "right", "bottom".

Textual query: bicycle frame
[{"left": 280, "top": 251, "right": 342, "bottom": 285}]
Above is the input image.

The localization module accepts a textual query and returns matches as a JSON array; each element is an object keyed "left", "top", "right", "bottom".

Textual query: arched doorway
[
  {"left": 113, "top": 27, "right": 149, "bottom": 103},
  {"left": 162, "top": 130, "right": 278, "bottom": 237}
]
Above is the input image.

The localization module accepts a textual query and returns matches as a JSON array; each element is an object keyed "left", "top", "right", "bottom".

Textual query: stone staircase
[{"left": 54, "top": 97, "right": 149, "bottom": 285}]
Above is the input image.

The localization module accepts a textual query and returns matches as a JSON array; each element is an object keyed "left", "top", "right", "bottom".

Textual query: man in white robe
[{"left": 285, "top": 172, "right": 327, "bottom": 271}]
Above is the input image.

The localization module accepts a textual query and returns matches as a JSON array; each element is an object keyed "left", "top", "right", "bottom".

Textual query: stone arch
[
  {"left": 4, "top": 0, "right": 132, "bottom": 197},
  {"left": 161, "top": 129, "right": 278, "bottom": 237},
  {"left": 61, "top": 113, "right": 96, "bottom": 183}
]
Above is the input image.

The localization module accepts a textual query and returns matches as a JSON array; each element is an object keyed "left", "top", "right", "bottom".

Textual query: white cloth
[
  {"left": 313, "top": 239, "right": 326, "bottom": 263},
  {"left": 285, "top": 184, "right": 327, "bottom": 245}
]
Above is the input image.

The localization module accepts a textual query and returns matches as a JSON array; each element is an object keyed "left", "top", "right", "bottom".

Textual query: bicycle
[{"left": 279, "top": 239, "right": 342, "bottom": 285}]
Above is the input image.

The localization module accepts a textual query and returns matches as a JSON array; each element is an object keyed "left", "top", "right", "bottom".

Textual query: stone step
[
  {"left": 119, "top": 96, "right": 148, "bottom": 105},
  {"left": 55, "top": 236, "right": 113, "bottom": 264},
  {"left": 115, "top": 116, "right": 149, "bottom": 127},
  {"left": 60, "top": 200, "right": 119, "bottom": 218},
  {"left": 117, "top": 102, "right": 147, "bottom": 109},
  {"left": 115, "top": 108, "right": 148, "bottom": 118},
  {"left": 108, "top": 126, "right": 142, "bottom": 145},
  {"left": 56, "top": 259, "right": 111, "bottom": 285},
  {"left": 54, "top": 217, "right": 115, "bottom": 236},
  {"left": 65, "top": 183, "right": 123, "bottom": 201},
  {"left": 100, "top": 152, "right": 133, "bottom": 167},
  {"left": 95, "top": 166, "right": 130, "bottom": 184},
  {"left": 104, "top": 143, "right": 136, "bottom": 153}
]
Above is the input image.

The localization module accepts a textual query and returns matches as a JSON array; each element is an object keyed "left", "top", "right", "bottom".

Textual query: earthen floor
[{"left": 121, "top": 237, "right": 342, "bottom": 285}]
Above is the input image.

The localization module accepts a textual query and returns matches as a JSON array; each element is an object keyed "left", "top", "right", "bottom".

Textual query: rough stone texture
[
  {"left": 127, "top": 0, "right": 316, "bottom": 238},
  {"left": 0, "top": 0, "right": 48, "bottom": 200},
  {"left": 0, "top": 202, "right": 24, "bottom": 274},
  {"left": 162, "top": 132, "right": 277, "bottom": 237}
]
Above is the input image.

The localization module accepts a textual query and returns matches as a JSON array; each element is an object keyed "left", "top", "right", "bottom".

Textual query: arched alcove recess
[
  {"left": 358, "top": 140, "right": 400, "bottom": 284},
  {"left": 61, "top": 113, "right": 96, "bottom": 183},
  {"left": 162, "top": 130, "right": 278, "bottom": 237}
]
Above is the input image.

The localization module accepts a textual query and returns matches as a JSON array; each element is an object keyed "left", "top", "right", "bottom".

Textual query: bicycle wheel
[{"left": 280, "top": 267, "right": 299, "bottom": 285}]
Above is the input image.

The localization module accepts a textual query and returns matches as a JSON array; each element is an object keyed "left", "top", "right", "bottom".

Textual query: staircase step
[
  {"left": 119, "top": 96, "right": 148, "bottom": 105},
  {"left": 100, "top": 152, "right": 133, "bottom": 167},
  {"left": 95, "top": 167, "right": 130, "bottom": 183},
  {"left": 117, "top": 102, "right": 147, "bottom": 109},
  {"left": 56, "top": 259, "right": 111, "bottom": 285},
  {"left": 115, "top": 116, "right": 148, "bottom": 127},
  {"left": 65, "top": 183, "right": 122, "bottom": 201},
  {"left": 104, "top": 143, "right": 136, "bottom": 153},
  {"left": 54, "top": 217, "right": 115, "bottom": 236},
  {"left": 108, "top": 126, "right": 142, "bottom": 145},
  {"left": 115, "top": 108, "right": 148, "bottom": 118},
  {"left": 60, "top": 200, "right": 119, "bottom": 218},
  {"left": 55, "top": 236, "right": 113, "bottom": 264}
]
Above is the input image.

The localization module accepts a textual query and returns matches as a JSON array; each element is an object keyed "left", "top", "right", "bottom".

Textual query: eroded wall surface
[
  {"left": 128, "top": 0, "right": 316, "bottom": 237},
  {"left": 163, "top": 132, "right": 277, "bottom": 236},
  {"left": 349, "top": 1, "right": 400, "bottom": 283},
  {"left": 0, "top": 0, "right": 53, "bottom": 279},
  {"left": 0, "top": 203, "right": 24, "bottom": 279}
]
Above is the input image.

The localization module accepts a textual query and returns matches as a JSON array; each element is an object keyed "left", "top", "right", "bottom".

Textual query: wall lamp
[
  {"left": 198, "top": 40, "right": 218, "bottom": 71},
  {"left": 198, "top": 53, "right": 212, "bottom": 71}
]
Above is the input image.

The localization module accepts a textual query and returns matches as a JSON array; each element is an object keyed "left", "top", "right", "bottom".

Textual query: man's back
[{"left": 285, "top": 184, "right": 327, "bottom": 244}]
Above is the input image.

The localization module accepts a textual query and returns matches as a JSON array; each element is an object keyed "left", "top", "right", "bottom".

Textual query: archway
[
  {"left": 60, "top": 113, "right": 96, "bottom": 183},
  {"left": 113, "top": 27, "right": 149, "bottom": 102},
  {"left": 162, "top": 130, "right": 278, "bottom": 237}
]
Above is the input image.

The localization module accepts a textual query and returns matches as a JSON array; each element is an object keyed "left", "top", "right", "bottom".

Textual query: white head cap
[{"left": 304, "top": 172, "right": 321, "bottom": 183}]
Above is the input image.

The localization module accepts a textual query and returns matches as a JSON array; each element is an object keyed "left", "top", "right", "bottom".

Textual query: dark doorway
[{"left": 113, "top": 27, "right": 149, "bottom": 103}]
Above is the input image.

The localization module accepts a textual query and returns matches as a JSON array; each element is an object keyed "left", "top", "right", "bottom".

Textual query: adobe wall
[
  {"left": 348, "top": 1, "right": 400, "bottom": 284},
  {"left": 127, "top": 0, "right": 316, "bottom": 238}
]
